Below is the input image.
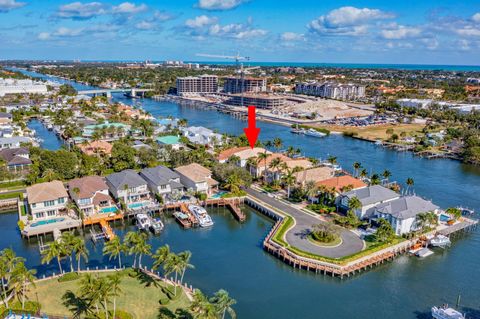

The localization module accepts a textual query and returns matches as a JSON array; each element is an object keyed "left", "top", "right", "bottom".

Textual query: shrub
[
  {"left": 58, "top": 272, "right": 79, "bottom": 282},
  {"left": 7, "top": 301, "right": 41, "bottom": 315},
  {"left": 159, "top": 298, "right": 170, "bottom": 305},
  {"left": 17, "top": 220, "right": 25, "bottom": 231},
  {"left": 343, "top": 131, "right": 358, "bottom": 137}
]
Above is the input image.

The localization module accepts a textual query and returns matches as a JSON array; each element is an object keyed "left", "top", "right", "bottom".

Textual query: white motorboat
[
  {"left": 432, "top": 305, "right": 465, "bottom": 319},
  {"left": 150, "top": 218, "right": 164, "bottom": 234},
  {"left": 430, "top": 235, "right": 451, "bottom": 247},
  {"left": 303, "top": 128, "right": 326, "bottom": 137},
  {"left": 135, "top": 213, "right": 151, "bottom": 231},
  {"left": 188, "top": 204, "right": 214, "bottom": 227}
]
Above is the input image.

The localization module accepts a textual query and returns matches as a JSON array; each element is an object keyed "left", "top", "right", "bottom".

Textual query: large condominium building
[
  {"left": 0, "top": 78, "right": 48, "bottom": 97},
  {"left": 223, "top": 77, "right": 267, "bottom": 94},
  {"left": 176, "top": 75, "right": 218, "bottom": 96},
  {"left": 224, "top": 93, "right": 286, "bottom": 109},
  {"left": 295, "top": 81, "right": 366, "bottom": 100}
]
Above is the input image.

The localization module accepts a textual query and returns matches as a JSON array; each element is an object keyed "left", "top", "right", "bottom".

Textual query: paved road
[{"left": 246, "top": 188, "right": 364, "bottom": 258}]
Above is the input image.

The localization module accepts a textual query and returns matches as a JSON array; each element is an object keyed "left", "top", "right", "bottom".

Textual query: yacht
[
  {"left": 430, "top": 235, "right": 451, "bottom": 247},
  {"left": 150, "top": 218, "right": 164, "bottom": 234},
  {"left": 303, "top": 128, "right": 326, "bottom": 138},
  {"left": 432, "top": 305, "right": 465, "bottom": 319},
  {"left": 188, "top": 204, "right": 214, "bottom": 227},
  {"left": 135, "top": 213, "right": 151, "bottom": 231},
  {"left": 290, "top": 125, "right": 303, "bottom": 134}
]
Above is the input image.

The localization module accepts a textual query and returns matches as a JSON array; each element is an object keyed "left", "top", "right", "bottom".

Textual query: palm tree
[
  {"left": 348, "top": 196, "right": 362, "bottom": 215},
  {"left": 97, "top": 277, "right": 113, "bottom": 319},
  {"left": 79, "top": 273, "right": 100, "bottom": 315},
  {"left": 359, "top": 168, "right": 368, "bottom": 180},
  {"left": 256, "top": 151, "right": 270, "bottom": 183},
  {"left": 190, "top": 289, "right": 217, "bottom": 319},
  {"left": 370, "top": 174, "right": 381, "bottom": 185},
  {"left": 152, "top": 245, "right": 171, "bottom": 273},
  {"left": 282, "top": 168, "right": 296, "bottom": 198},
  {"left": 0, "top": 248, "right": 24, "bottom": 308},
  {"left": 108, "top": 272, "right": 123, "bottom": 319},
  {"left": 178, "top": 251, "right": 194, "bottom": 285},
  {"left": 327, "top": 156, "right": 337, "bottom": 165},
  {"left": 11, "top": 262, "right": 36, "bottom": 310},
  {"left": 304, "top": 180, "right": 318, "bottom": 204},
  {"left": 61, "top": 231, "right": 77, "bottom": 272},
  {"left": 73, "top": 236, "right": 89, "bottom": 271},
  {"left": 268, "top": 157, "right": 283, "bottom": 184},
  {"left": 124, "top": 231, "right": 140, "bottom": 267},
  {"left": 41, "top": 240, "right": 66, "bottom": 274},
  {"left": 263, "top": 140, "right": 273, "bottom": 149},
  {"left": 406, "top": 177, "right": 415, "bottom": 195},
  {"left": 224, "top": 173, "right": 242, "bottom": 194},
  {"left": 42, "top": 168, "right": 57, "bottom": 182},
  {"left": 353, "top": 162, "right": 361, "bottom": 177},
  {"left": 164, "top": 253, "right": 183, "bottom": 296},
  {"left": 103, "top": 236, "right": 126, "bottom": 268},
  {"left": 273, "top": 137, "right": 283, "bottom": 152},
  {"left": 382, "top": 170, "right": 392, "bottom": 184},
  {"left": 134, "top": 233, "right": 151, "bottom": 268},
  {"left": 210, "top": 289, "right": 237, "bottom": 319}
]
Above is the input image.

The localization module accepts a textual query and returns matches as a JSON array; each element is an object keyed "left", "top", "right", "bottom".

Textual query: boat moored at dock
[
  {"left": 135, "top": 213, "right": 151, "bottom": 231},
  {"left": 432, "top": 305, "right": 465, "bottom": 319},
  {"left": 188, "top": 204, "right": 214, "bottom": 227},
  {"left": 150, "top": 217, "right": 164, "bottom": 234}
]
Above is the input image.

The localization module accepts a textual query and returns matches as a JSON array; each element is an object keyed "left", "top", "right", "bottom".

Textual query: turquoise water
[
  {"left": 128, "top": 202, "right": 146, "bottom": 209},
  {"left": 100, "top": 206, "right": 118, "bottom": 214},
  {"left": 211, "top": 191, "right": 228, "bottom": 199},
  {"left": 30, "top": 217, "right": 65, "bottom": 227},
  {"left": 7, "top": 69, "right": 480, "bottom": 319}
]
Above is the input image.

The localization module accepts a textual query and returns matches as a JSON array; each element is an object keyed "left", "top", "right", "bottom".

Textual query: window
[
  {"left": 31, "top": 203, "right": 36, "bottom": 208},
  {"left": 58, "top": 198, "right": 65, "bottom": 204},
  {"left": 160, "top": 184, "right": 167, "bottom": 190},
  {"left": 47, "top": 210, "right": 56, "bottom": 216},
  {"left": 44, "top": 200, "right": 55, "bottom": 207},
  {"left": 34, "top": 212, "right": 44, "bottom": 219}
]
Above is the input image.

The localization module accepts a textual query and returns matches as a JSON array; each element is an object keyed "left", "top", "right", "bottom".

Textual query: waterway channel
[{"left": 4, "top": 68, "right": 480, "bottom": 319}]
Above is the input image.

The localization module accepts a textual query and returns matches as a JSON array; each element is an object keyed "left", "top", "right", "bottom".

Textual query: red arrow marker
[{"left": 243, "top": 105, "right": 261, "bottom": 149}]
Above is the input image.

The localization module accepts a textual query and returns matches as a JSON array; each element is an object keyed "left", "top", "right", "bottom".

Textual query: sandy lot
[{"left": 277, "top": 98, "right": 373, "bottom": 120}]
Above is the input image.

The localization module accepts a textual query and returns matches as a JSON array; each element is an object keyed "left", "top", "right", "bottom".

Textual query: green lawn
[{"left": 27, "top": 270, "right": 191, "bottom": 319}]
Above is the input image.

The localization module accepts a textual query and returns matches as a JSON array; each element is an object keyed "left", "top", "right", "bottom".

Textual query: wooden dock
[
  {"left": 99, "top": 219, "right": 115, "bottom": 240},
  {"left": 83, "top": 212, "right": 124, "bottom": 226},
  {"left": 203, "top": 198, "right": 246, "bottom": 222}
]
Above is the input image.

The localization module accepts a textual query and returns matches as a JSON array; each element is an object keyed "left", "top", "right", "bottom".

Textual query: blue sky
[{"left": 1, "top": 0, "right": 480, "bottom": 64}]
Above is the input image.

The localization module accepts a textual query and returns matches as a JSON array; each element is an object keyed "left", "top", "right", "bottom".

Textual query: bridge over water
[{"left": 78, "top": 88, "right": 153, "bottom": 98}]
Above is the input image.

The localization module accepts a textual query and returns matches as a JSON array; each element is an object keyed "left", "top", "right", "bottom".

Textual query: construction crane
[{"left": 196, "top": 53, "right": 252, "bottom": 107}]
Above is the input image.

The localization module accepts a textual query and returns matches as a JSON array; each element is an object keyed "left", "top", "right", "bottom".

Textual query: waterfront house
[
  {"left": 0, "top": 136, "right": 31, "bottom": 150},
  {"left": 253, "top": 153, "right": 313, "bottom": 181},
  {"left": 68, "top": 176, "right": 117, "bottom": 217},
  {"left": 26, "top": 180, "right": 69, "bottom": 220},
  {"left": 294, "top": 166, "right": 336, "bottom": 186},
  {"left": 182, "top": 126, "right": 223, "bottom": 146},
  {"left": 0, "top": 112, "right": 12, "bottom": 125},
  {"left": 77, "top": 140, "right": 113, "bottom": 156},
  {"left": 175, "top": 163, "right": 218, "bottom": 195},
  {"left": 371, "top": 195, "right": 439, "bottom": 235},
  {"left": 217, "top": 147, "right": 269, "bottom": 167},
  {"left": 156, "top": 135, "right": 182, "bottom": 150},
  {"left": 140, "top": 165, "right": 184, "bottom": 198},
  {"left": 316, "top": 175, "right": 367, "bottom": 195},
  {"left": 105, "top": 170, "right": 152, "bottom": 208},
  {"left": 132, "top": 140, "right": 152, "bottom": 151},
  {"left": 337, "top": 185, "right": 400, "bottom": 219},
  {"left": 82, "top": 122, "right": 130, "bottom": 141},
  {"left": 0, "top": 147, "right": 31, "bottom": 172}
]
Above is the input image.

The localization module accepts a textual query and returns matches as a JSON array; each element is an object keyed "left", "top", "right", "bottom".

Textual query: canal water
[
  {"left": 27, "top": 119, "right": 64, "bottom": 150},
  {"left": 5, "top": 69, "right": 480, "bottom": 319}
]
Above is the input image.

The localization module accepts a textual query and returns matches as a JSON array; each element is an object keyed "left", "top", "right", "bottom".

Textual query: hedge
[
  {"left": 0, "top": 301, "right": 41, "bottom": 317},
  {"left": 0, "top": 192, "right": 23, "bottom": 200}
]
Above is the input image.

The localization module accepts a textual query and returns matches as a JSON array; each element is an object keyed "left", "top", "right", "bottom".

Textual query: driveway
[{"left": 246, "top": 188, "right": 364, "bottom": 258}]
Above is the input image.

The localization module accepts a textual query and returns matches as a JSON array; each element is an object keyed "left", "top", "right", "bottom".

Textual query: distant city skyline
[{"left": 1, "top": 0, "right": 480, "bottom": 65}]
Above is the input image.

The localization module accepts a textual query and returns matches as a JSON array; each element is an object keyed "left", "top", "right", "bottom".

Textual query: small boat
[
  {"left": 150, "top": 218, "right": 164, "bottom": 234},
  {"left": 135, "top": 213, "right": 151, "bottom": 231},
  {"left": 290, "top": 124, "right": 303, "bottom": 134},
  {"left": 303, "top": 128, "right": 326, "bottom": 138},
  {"left": 173, "top": 211, "right": 192, "bottom": 228},
  {"left": 188, "top": 205, "right": 214, "bottom": 227},
  {"left": 415, "top": 247, "right": 434, "bottom": 258},
  {"left": 432, "top": 305, "right": 465, "bottom": 319},
  {"left": 430, "top": 235, "right": 451, "bottom": 248}
]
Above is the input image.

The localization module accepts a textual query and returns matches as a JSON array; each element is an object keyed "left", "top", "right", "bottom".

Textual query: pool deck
[{"left": 22, "top": 215, "right": 81, "bottom": 238}]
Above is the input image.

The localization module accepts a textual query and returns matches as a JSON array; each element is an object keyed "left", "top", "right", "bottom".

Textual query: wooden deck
[
  {"left": 203, "top": 198, "right": 246, "bottom": 222},
  {"left": 83, "top": 213, "right": 124, "bottom": 226},
  {"left": 99, "top": 219, "right": 115, "bottom": 240}
]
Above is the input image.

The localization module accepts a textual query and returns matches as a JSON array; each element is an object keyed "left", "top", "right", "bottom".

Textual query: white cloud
[
  {"left": 153, "top": 10, "right": 174, "bottom": 22},
  {"left": 0, "top": 0, "right": 25, "bottom": 13},
  {"left": 112, "top": 2, "right": 147, "bottom": 14},
  {"left": 37, "top": 32, "right": 50, "bottom": 40},
  {"left": 185, "top": 15, "right": 217, "bottom": 28},
  {"left": 455, "top": 26, "right": 480, "bottom": 37},
  {"left": 308, "top": 6, "right": 394, "bottom": 36},
  {"left": 472, "top": 13, "right": 480, "bottom": 23},
  {"left": 135, "top": 20, "right": 155, "bottom": 30},
  {"left": 381, "top": 25, "right": 422, "bottom": 39},
  {"left": 280, "top": 32, "right": 304, "bottom": 41},
  {"left": 37, "top": 24, "right": 119, "bottom": 41},
  {"left": 56, "top": 2, "right": 106, "bottom": 20},
  {"left": 197, "top": 0, "right": 247, "bottom": 11}
]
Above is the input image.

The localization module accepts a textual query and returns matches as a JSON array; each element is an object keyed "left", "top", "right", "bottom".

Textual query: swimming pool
[
  {"left": 101, "top": 206, "right": 118, "bottom": 214},
  {"left": 440, "top": 214, "right": 451, "bottom": 222},
  {"left": 128, "top": 202, "right": 146, "bottom": 209},
  {"left": 211, "top": 191, "right": 228, "bottom": 199},
  {"left": 30, "top": 217, "right": 65, "bottom": 227}
]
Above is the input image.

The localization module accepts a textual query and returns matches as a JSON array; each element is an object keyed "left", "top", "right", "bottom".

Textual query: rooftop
[
  {"left": 375, "top": 195, "right": 439, "bottom": 219},
  {"left": 68, "top": 176, "right": 108, "bottom": 200},
  {"left": 342, "top": 185, "right": 399, "bottom": 206},
  {"left": 175, "top": 163, "right": 214, "bottom": 183},
  {"left": 156, "top": 135, "right": 181, "bottom": 145},
  {"left": 106, "top": 170, "right": 147, "bottom": 190},
  {"left": 26, "top": 180, "right": 68, "bottom": 204},
  {"left": 316, "top": 175, "right": 367, "bottom": 193}
]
